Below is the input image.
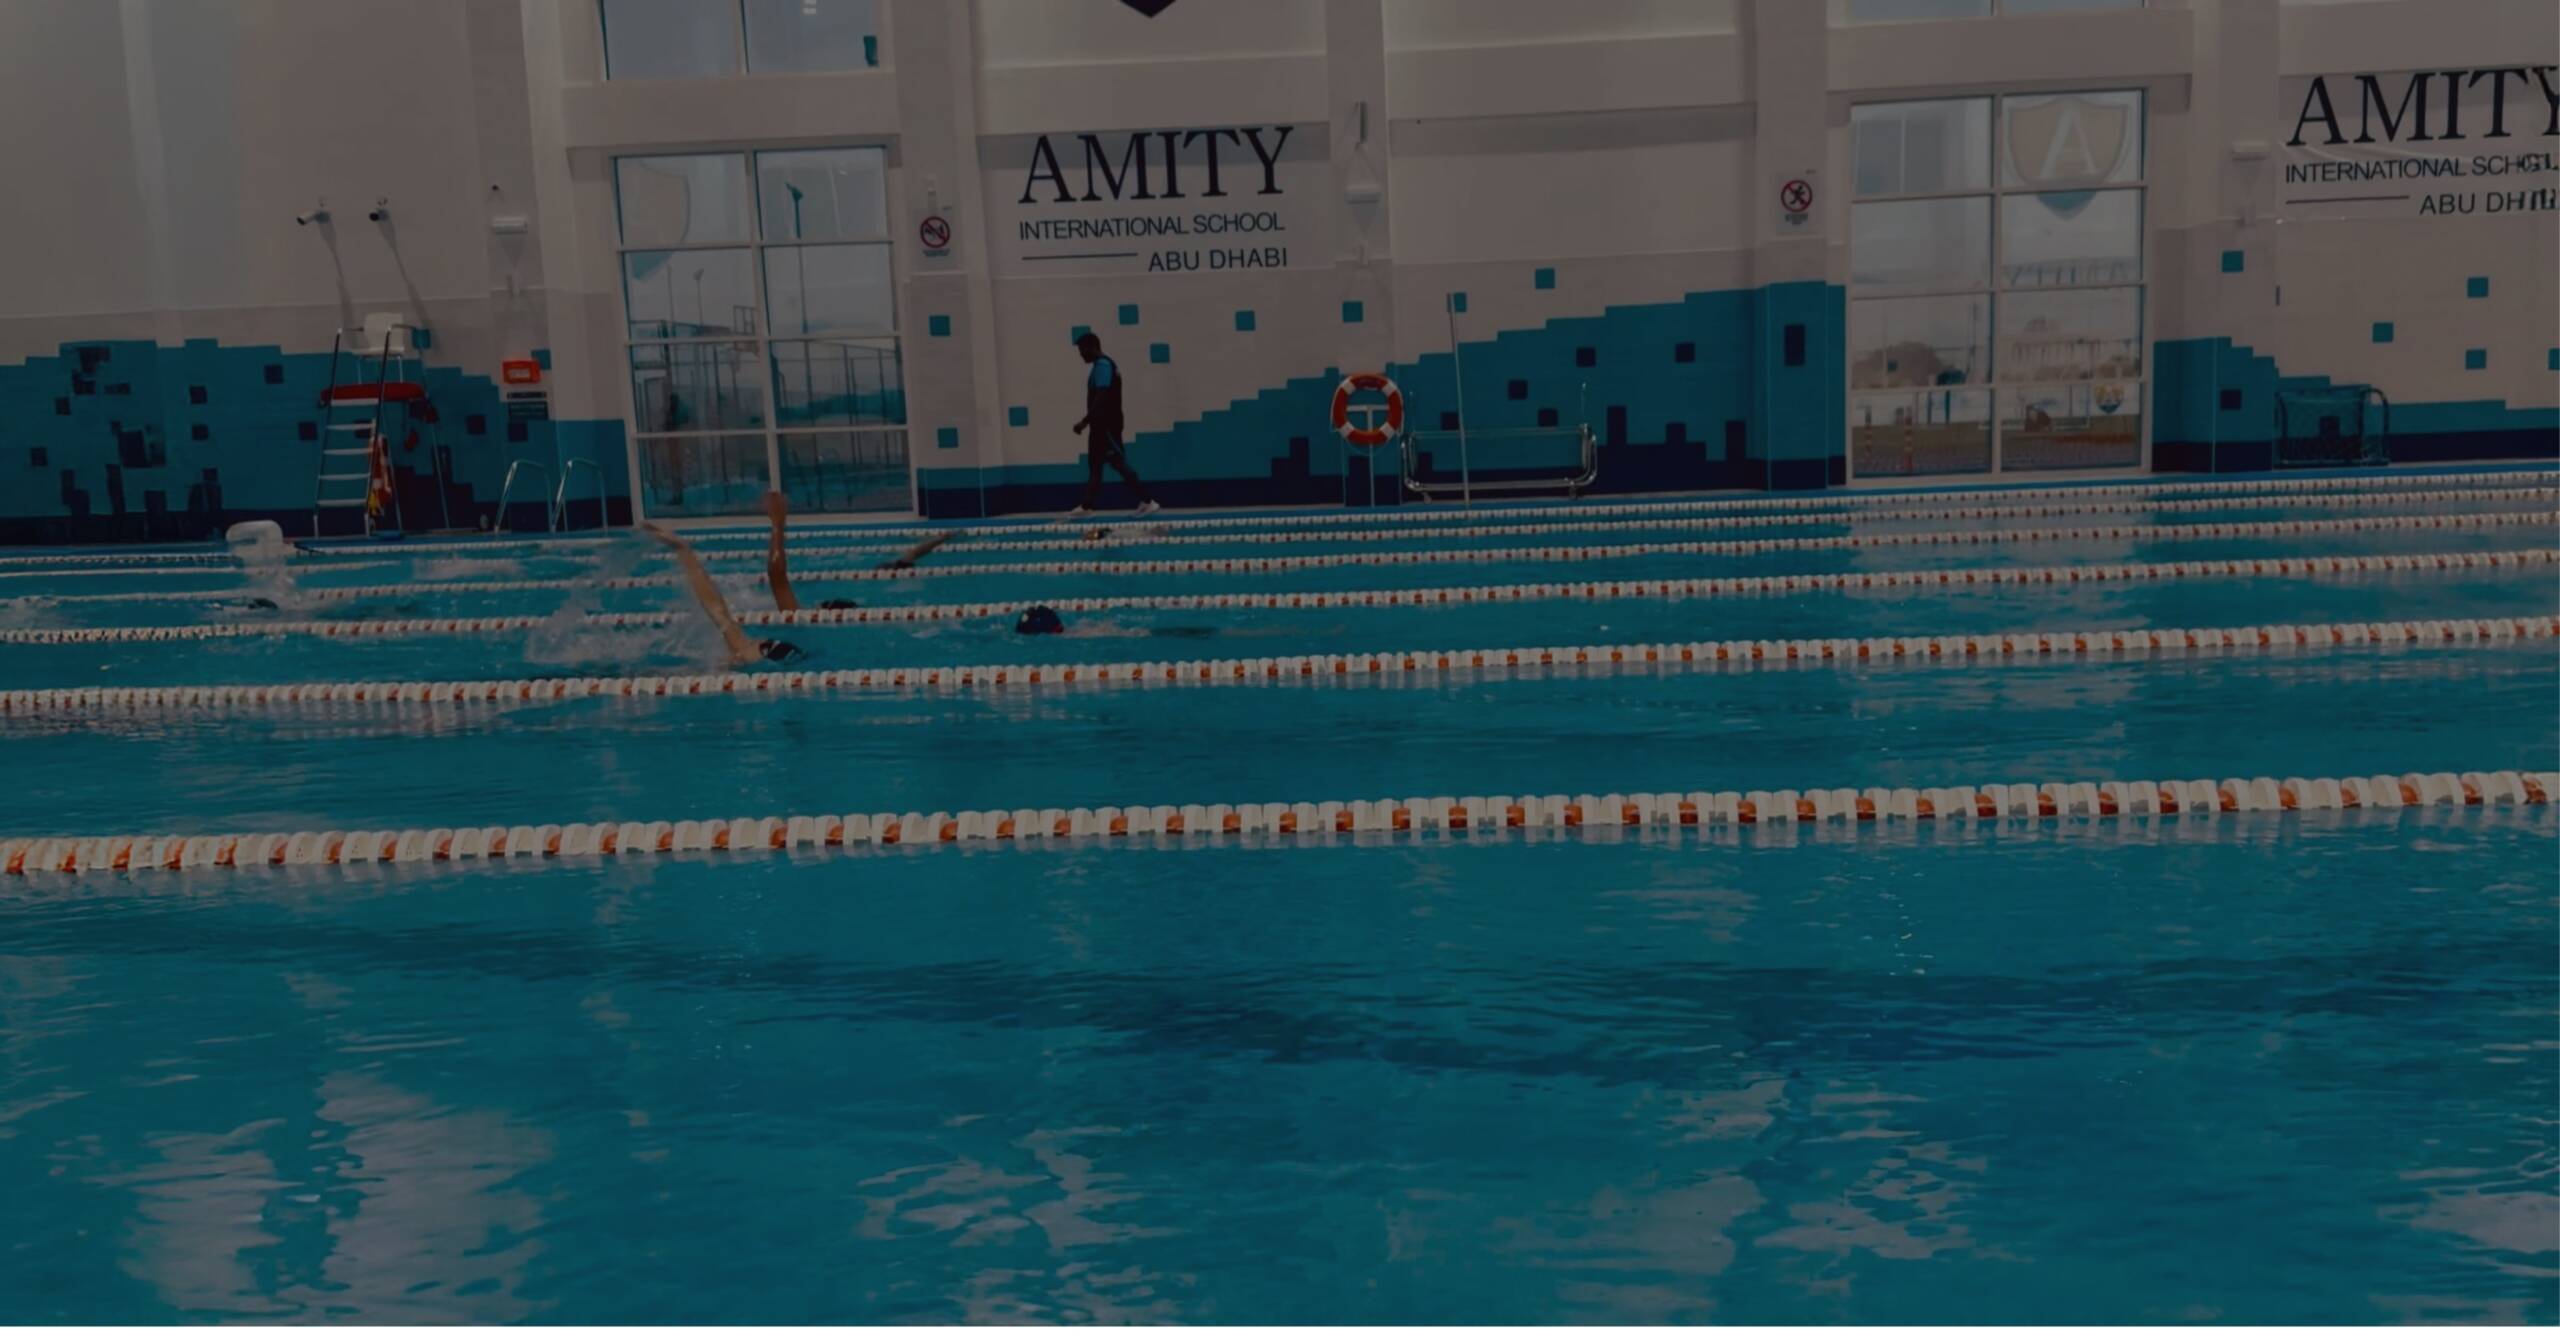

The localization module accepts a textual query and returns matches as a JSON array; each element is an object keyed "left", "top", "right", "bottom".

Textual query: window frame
[
  {"left": 1833, "top": 0, "right": 2147, "bottom": 25},
  {"left": 1846, "top": 88, "right": 2150, "bottom": 481},
  {"left": 600, "top": 0, "right": 884, "bottom": 81},
  {"left": 613, "top": 147, "right": 911, "bottom": 521}
]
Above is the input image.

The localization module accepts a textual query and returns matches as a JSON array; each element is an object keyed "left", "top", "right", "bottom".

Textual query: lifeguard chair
[{"left": 313, "top": 313, "right": 452, "bottom": 536}]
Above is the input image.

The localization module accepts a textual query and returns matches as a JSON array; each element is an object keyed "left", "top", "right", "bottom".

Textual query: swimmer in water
[
  {"left": 644, "top": 522, "right": 804, "bottom": 666},
  {"left": 763, "top": 490, "right": 952, "bottom": 612},
  {"left": 1010, "top": 605, "right": 1215, "bottom": 639}
]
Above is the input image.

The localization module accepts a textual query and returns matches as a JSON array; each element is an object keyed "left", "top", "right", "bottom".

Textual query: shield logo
[
  {"left": 1118, "top": 0, "right": 1180, "bottom": 14},
  {"left": 2008, "top": 96, "right": 2132, "bottom": 188}
]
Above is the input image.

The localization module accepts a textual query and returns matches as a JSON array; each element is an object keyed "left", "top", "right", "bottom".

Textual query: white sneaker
[
  {"left": 1064, "top": 505, "right": 1093, "bottom": 520},
  {"left": 1133, "top": 500, "right": 1162, "bottom": 517}
]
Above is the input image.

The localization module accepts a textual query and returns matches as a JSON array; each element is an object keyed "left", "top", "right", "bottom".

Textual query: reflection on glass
[
  {"left": 1851, "top": 294, "right": 1990, "bottom": 389},
  {"left": 1850, "top": 98, "right": 1992, "bottom": 196},
  {"left": 1853, "top": 388, "right": 1992, "bottom": 476},
  {"left": 1851, "top": 198, "right": 1992, "bottom": 292},
  {"left": 773, "top": 339, "right": 905, "bottom": 427},
  {"left": 1834, "top": 0, "right": 1992, "bottom": 23},
  {"left": 744, "top": 0, "right": 880, "bottom": 74},
  {"left": 2002, "top": 382, "right": 2143, "bottom": 470},
  {"left": 637, "top": 434, "right": 770, "bottom": 517},
  {"left": 756, "top": 148, "right": 890, "bottom": 241},
  {"left": 780, "top": 430, "right": 912, "bottom": 514},
  {"left": 630, "top": 343, "right": 769, "bottom": 433},
  {"left": 601, "top": 0, "right": 740, "bottom": 80},
  {"left": 2000, "top": 189, "right": 2142, "bottom": 286},
  {"left": 764, "top": 244, "right": 896, "bottom": 335},
  {"left": 1998, "top": 287, "right": 2143, "bottom": 382},
  {"left": 623, "top": 250, "right": 756, "bottom": 339},
  {"left": 615, "top": 155, "right": 752, "bottom": 247},
  {"left": 2003, "top": 90, "right": 2144, "bottom": 188}
]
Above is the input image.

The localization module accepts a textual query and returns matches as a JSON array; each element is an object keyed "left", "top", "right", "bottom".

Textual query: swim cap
[
  {"left": 819, "top": 598, "right": 860, "bottom": 610},
  {"left": 757, "top": 638, "right": 807, "bottom": 663},
  {"left": 1015, "top": 605, "right": 1065, "bottom": 636}
]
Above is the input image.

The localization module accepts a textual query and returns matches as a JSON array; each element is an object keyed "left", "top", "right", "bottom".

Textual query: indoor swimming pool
[{"left": 1, "top": 466, "right": 2555, "bottom": 1323}]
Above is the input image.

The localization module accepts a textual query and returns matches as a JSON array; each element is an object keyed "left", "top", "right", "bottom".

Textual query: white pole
[{"left": 1446, "top": 292, "right": 1472, "bottom": 508}]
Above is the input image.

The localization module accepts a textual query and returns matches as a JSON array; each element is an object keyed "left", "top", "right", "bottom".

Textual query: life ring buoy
[
  {"left": 1331, "top": 372, "right": 1405, "bottom": 449},
  {"left": 366, "top": 435, "right": 395, "bottom": 520}
]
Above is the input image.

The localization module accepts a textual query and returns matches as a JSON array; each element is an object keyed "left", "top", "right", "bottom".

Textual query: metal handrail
[
  {"left": 556, "top": 458, "right": 608, "bottom": 532},
  {"left": 495, "top": 459, "right": 554, "bottom": 533},
  {"left": 1401, "top": 424, "right": 1600, "bottom": 501}
]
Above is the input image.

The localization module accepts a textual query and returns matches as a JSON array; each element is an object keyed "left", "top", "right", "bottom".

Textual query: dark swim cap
[
  {"left": 819, "top": 598, "right": 860, "bottom": 610},
  {"left": 1015, "top": 605, "right": 1065, "bottom": 636},
  {"left": 758, "top": 638, "right": 807, "bottom": 663}
]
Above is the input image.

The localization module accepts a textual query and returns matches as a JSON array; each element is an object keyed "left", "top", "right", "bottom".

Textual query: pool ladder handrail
[
  {"left": 556, "top": 457, "right": 607, "bottom": 532},
  {"left": 1400, "top": 379, "right": 1600, "bottom": 503},
  {"left": 495, "top": 459, "right": 555, "bottom": 532}
]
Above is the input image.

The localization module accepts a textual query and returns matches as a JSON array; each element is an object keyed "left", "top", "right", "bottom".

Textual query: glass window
[
  {"left": 744, "top": 0, "right": 879, "bottom": 73},
  {"left": 764, "top": 244, "right": 895, "bottom": 336},
  {"left": 1852, "top": 389, "right": 1993, "bottom": 476},
  {"left": 1835, "top": 0, "right": 1991, "bottom": 22},
  {"left": 2000, "top": 189, "right": 2142, "bottom": 287},
  {"left": 780, "top": 429, "right": 911, "bottom": 513},
  {"left": 756, "top": 148, "right": 890, "bottom": 241},
  {"left": 616, "top": 155, "right": 753, "bottom": 247},
  {"left": 2003, "top": 0, "right": 2142, "bottom": 11},
  {"left": 601, "top": 0, "right": 739, "bottom": 80},
  {"left": 773, "top": 339, "right": 904, "bottom": 427},
  {"left": 1851, "top": 198, "right": 1993, "bottom": 293},
  {"left": 2001, "top": 383, "right": 2142, "bottom": 470},
  {"left": 636, "top": 434, "right": 771, "bottom": 518},
  {"left": 1851, "top": 294, "right": 1992, "bottom": 390},
  {"left": 1998, "top": 287, "right": 2143, "bottom": 382},
  {"left": 1851, "top": 99, "right": 1992, "bottom": 197},
  {"left": 630, "top": 343, "right": 768, "bottom": 433},
  {"left": 2002, "top": 91, "right": 2143, "bottom": 188},
  {"left": 622, "top": 249, "right": 756, "bottom": 339},
  {"left": 614, "top": 143, "right": 910, "bottom": 520}
]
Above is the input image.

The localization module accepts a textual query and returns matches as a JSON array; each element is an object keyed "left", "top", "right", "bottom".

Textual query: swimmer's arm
[
  {"left": 878, "top": 531, "right": 956, "bottom": 571},
  {"left": 763, "top": 490, "right": 801, "bottom": 612},
  {"left": 644, "top": 523, "right": 762, "bottom": 666}
]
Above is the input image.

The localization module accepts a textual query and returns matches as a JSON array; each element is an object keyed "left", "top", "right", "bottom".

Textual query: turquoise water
[{"left": 2, "top": 469, "right": 2555, "bottom": 1323}]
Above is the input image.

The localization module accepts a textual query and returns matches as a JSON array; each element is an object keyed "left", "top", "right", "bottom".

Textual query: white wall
[
  {"left": 0, "top": 0, "right": 548, "bottom": 369},
  {"left": 975, "top": 0, "right": 1325, "bottom": 67},
  {"left": 0, "top": 1, "right": 157, "bottom": 338}
]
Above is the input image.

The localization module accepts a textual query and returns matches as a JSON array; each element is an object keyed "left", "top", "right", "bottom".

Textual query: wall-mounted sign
[
  {"left": 1775, "top": 171, "right": 1818, "bottom": 234},
  {"left": 2280, "top": 67, "right": 2558, "bottom": 219},
  {"left": 981, "top": 124, "right": 1331, "bottom": 276}
]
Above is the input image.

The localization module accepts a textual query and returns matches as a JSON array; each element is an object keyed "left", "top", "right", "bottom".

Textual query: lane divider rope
[
  {"left": 22, "top": 511, "right": 2553, "bottom": 603},
  {"left": 6, "top": 547, "right": 2547, "bottom": 645},
  {"left": 659, "top": 467, "right": 2560, "bottom": 542},
  {"left": 8, "top": 468, "right": 2549, "bottom": 567},
  {"left": 823, "top": 486, "right": 2560, "bottom": 557},
  {"left": 8, "top": 769, "right": 2551, "bottom": 875},
  {"left": 13, "top": 615, "right": 2548, "bottom": 716}
]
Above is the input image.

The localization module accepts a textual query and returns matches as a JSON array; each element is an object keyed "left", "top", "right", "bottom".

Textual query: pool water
[{"left": 2, "top": 467, "right": 2555, "bottom": 1323}]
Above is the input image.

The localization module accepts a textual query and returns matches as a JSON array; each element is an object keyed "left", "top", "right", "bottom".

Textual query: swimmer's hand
[
  {"left": 762, "top": 490, "right": 789, "bottom": 527},
  {"left": 1071, "top": 418, "right": 1088, "bottom": 435}
]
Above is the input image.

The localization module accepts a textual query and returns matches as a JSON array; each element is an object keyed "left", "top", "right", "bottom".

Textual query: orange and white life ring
[{"left": 1331, "top": 372, "right": 1405, "bottom": 449}]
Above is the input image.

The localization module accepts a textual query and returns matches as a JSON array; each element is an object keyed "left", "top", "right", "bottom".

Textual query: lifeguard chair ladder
[{"left": 314, "top": 314, "right": 452, "bottom": 536}]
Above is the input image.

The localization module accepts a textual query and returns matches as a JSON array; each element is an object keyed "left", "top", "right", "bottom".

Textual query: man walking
[{"left": 1069, "top": 331, "right": 1160, "bottom": 518}]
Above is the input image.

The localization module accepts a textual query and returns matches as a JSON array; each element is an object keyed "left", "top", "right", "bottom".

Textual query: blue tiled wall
[
  {"left": 0, "top": 338, "right": 629, "bottom": 542},
  {"left": 2152, "top": 337, "right": 2559, "bottom": 473},
  {"left": 918, "top": 282, "right": 1849, "bottom": 517}
]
